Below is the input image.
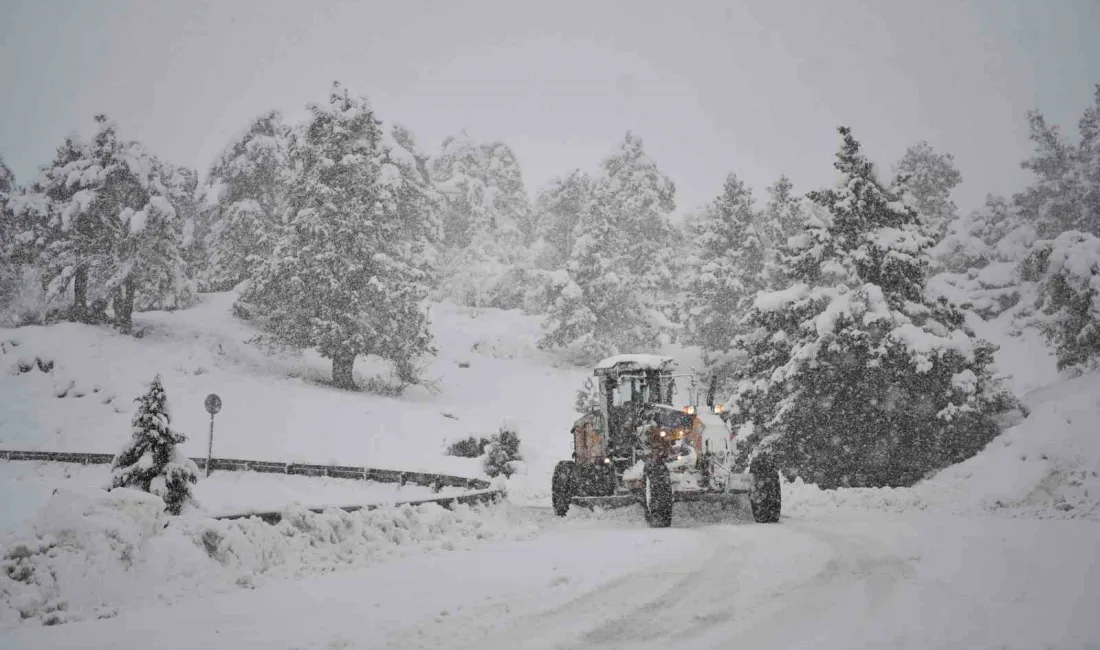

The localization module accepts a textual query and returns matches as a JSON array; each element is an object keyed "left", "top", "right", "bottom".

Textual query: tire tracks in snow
[{"left": 375, "top": 515, "right": 916, "bottom": 650}]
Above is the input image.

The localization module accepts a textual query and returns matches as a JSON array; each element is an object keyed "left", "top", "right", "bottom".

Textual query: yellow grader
[{"left": 552, "top": 354, "right": 780, "bottom": 527}]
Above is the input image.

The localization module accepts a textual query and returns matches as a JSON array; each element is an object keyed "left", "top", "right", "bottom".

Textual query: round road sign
[{"left": 204, "top": 393, "right": 222, "bottom": 415}]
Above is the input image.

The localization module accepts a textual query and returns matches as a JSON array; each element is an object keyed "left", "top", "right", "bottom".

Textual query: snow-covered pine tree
[
  {"left": 539, "top": 204, "right": 657, "bottom": 362},
  {"left": 934, "top": 194, "right": 1028, "bottom": 273},
  {"left": 533, "top": 170, "right": 593, "bottom": 269},
  {"left": 728, "top": 127, "right": 1015, "bottom": 488},
  {"left": 594, "top": 132, "right": 677, "bottom": 301},
  {"left": 199, "top": 111, "right": 291, "bottom": 291},
  {"left": 1075, "top": 85, "right": 1100, "bottom": 237},
  {"left": 430, "top": 132, "right": 531, "bottom": 307},
  {"left": 1026, "top": 230, "right": 1100, "bottom": 370},
  {"left": 1015, "top": 103, "right": 1089, "bottom": 238},
  {"left": 682, "top": 173, "right": 765, "bottom": 385},
  {"left": 0, "top": 155, "right": 12, "bottom": 194},
  {"left": 35, "top": 116, "right": 191, "bottom": 329},
  {"left": 110, "top": 375, "right": 198, "bottom": 515},
  {"left": 893, "top": 141, "right": 962, "bottom": 242},
  {"left": 757, "top": 175, "right": 809, "bottom": 290},
  {"left": 238, "top": 84, "right": 435, "bottom": 389}
]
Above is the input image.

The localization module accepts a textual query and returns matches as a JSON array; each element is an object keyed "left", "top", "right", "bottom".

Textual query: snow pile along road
[
  {"left": 0, "top": 487, "right": 536, "bottom": 628},
  {"left": 0, "top": 460, "right": 467, "bottom": 532}
]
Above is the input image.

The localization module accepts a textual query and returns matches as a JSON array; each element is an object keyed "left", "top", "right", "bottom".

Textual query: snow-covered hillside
[{"left": 0, "top": 291, "right": 586, "bottom": 489}]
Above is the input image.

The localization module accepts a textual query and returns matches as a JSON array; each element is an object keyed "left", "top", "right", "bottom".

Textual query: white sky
[{"left": 1, "top": 0, "right": 1098, "bottom": 218}]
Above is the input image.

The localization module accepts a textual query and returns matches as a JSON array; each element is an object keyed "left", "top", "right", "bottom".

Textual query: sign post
[{"left": 204, "top": 393, "right": 222, "bottom": 478}]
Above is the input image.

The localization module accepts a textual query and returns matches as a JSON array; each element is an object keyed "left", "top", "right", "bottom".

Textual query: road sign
[{"left": 205, "top": 393, "right": 222, "bottom": 415}]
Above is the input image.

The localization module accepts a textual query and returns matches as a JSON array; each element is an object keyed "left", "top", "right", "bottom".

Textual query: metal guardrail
[
  {"left": 216, "top": 489, "right": 503, "bottom": 525},
  {"left": 0, "top": 448, "right": 493, "bottom": 491}
]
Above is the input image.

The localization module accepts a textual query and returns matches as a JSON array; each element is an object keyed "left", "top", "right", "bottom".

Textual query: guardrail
[
  {"left": 216, "top": 489, "right": 503, "bottom": 525},
  {"left": 0, "top": 448, "right": 492, "bottom": 492}
]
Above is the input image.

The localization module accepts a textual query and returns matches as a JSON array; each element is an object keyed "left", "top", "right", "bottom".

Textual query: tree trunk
[
  {"left": 332, "top": 354, "right": 357, "bottom": 390},
  {"left": 117, "top": 276, "right": 136, "bottom": 334},
  {"left": 72, "top": 267, "right": 88, "bottom": 323}
]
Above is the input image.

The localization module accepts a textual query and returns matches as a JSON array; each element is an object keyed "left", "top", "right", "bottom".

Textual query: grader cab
[{"left": 552, "top": 354, "right": 780, "bottom": 527}]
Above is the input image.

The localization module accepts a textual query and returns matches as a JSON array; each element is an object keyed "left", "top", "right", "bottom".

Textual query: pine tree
[
  {"left": 1075, "top": 85, "right": 1100, "bottom": 237},
  {"left": 199, "top": 111, "right": 291, "bottom": 290},
  {"left": 757, "top": 175, "right": 809, "bottom": 289},
  {"left": 893, "top": 141, "right": 962, "bottom": 241},
  {"left": 430, "top": 132, "right": 531, "bottom": 306},
  {"left": 0, "top": 155, "right": 12, "bottom": 194},
  {"left": 1015, "top": 109, "right": 1083, "bottom": 238},
  {"left": 594, "top": 132, "right": 677, "bottom": 298},
  {"left": 683, "top": 173, "right": 765, "bottom": 383},
  {"left": 533, "top": 170, "right": 593, "bottom": 268},
  {"left": 1027, "top": 231, "right": 1100, "bottom": 370},
  {"left": 238, "top": 84, "right": 435, "bottom": 389},
  {"left": 729, "top": 127, "right": 1015, "bottom": 488},
  {"left": 539, "top": 207, "right": 656, "bottom": 361},
  {"left": 35, "top": 116, "right": 191, "bottom": 329},
  {"left": 110, "top": 375, "right": 198, "bottom": 515}
]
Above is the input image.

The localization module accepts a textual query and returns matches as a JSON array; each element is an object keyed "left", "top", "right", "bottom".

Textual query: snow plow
[{"left": 552, "top": 354, "right": 780, "bottom": 527}]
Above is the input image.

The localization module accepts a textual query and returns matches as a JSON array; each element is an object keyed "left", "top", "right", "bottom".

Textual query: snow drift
[{"left": 0, "top": 488, "right": 534, "bottom": 628}]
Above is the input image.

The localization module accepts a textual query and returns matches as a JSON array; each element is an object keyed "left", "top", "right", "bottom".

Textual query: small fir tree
[{"left": 110, "top": 375, "right": 198, "bottom": 515}]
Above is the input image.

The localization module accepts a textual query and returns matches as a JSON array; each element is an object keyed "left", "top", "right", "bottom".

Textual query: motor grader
[{"left": 552, "top": 354, "right": 780, "bottom": 527}]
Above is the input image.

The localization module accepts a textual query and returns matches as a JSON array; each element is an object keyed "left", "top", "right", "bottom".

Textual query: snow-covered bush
[
  {"left": 1025, "top": 231, "right": 1100, "bottom": 370},
  {"left": 445, "top": 436, "right": 490, "bottom": 458},
  {"left": 482, "top": 421, "right": 522, "bottom": 478},
  {"left": 109, "top": 375, "right": 198, "bottom": 515}
]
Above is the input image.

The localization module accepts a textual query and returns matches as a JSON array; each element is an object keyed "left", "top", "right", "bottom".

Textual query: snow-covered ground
[
  {"left": 0, "top": 291, "right": 586, "bottom": 498},
  {"left": 3, "top": 503, "right": 1096, "bottom": 649},
  {"left": 3, "top": 292, "right": 1100, "bottom": 647}
]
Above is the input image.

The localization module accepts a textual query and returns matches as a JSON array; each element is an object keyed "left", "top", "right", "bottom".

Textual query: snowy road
[{"left": 2, "top": 506, "right": 1098, "bottom": 650}]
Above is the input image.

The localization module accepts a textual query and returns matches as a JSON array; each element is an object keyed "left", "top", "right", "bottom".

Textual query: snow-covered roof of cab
[{"left": 593, "top": 354, "right": 676, "bottom": 376}]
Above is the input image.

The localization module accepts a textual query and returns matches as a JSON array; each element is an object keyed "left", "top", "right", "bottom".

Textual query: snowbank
[
  {"left": 0, "top": 487, "right": 535, "bottom": 628},
  {"left": 0, "top": 460, "right": 465, "bottom": 533}
]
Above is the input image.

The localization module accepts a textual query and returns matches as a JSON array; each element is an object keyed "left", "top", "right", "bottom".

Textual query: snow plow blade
[
  {"left": 570, "top": 494, "right": 639, "bottom": 510},
  {"left": 570, "top": 490, "right": 745, "bottom": 510}
]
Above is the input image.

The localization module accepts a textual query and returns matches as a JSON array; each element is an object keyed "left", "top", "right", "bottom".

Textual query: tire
[
  {"left": 749, "top": 455, "right": 781, "bottom": 523},
  {"left": 642, "top": 461, "right": 673, "bottom": 528},
  {"left": 552, "top": 461, "right": 576, "bottom": 517}
]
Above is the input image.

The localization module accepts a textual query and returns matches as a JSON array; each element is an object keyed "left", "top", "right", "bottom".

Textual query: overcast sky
[{"left": 1, "top": 0, "right": 1098, "bottom": 218}]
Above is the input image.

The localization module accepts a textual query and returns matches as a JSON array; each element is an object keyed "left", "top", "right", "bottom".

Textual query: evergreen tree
[
  {"left": 539, "top": 205, "right": 656, "bottom": 361},
  {"left": 757, "top": 175, "right": 809, "bottom": 289},
  {"left": 0, "top": 155, "right": 12, "bottom": 194},
  {"left": 199, "top": 111, "right": 291, "bottom": 290},
  {"left": 1026, "top": 230, "right": 1100, "bottom": 370},
  {"left": 1015, "top": 107, "right": 1086, "bottom": 237},
  {"left": 1075, "top": 85, "right": 1100, "bottom": 237},
  {"left": 539, "top": 133, "right": 673, "bottom": 360},
  {"left": 593, "top": 132, "right": 677, "bottom": 298},
  {"left": 430, "top": 132, "right": 531, "bottom": 306},
  {"left": 35, "top": 116, "right": 190, "bottom": 329},
  {"left": 935, "top": 194, "right": 1025, "bottom": 272},
  {"left": 729, "top": 127, "right": 1014, "bottom": 488},
  {"left": 533, "top": 170, "right": 593, "bottom": 268},
  {"left": 683, "top": 174, "right": 764, "bottom": 383},
  {"left": 110, "top": 375, "right": 198, "bottom": 515},
  {"left": 238, "top": 84, "right": 435, "bottom": 389},
  {"left": 893, "top": 141, "right": 962, "bottom": 241}
]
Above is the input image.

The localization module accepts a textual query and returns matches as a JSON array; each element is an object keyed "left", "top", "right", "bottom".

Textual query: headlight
[
  {"left": 682, "top": 405, "right": 696, "bottom": 415},
  {"left": 658, "top": 430, "right": 667, "bottom": 438},
  {"left": 713, "top": 403, "right": 725, "bottom": 414},
  {"left": 603, "top": 457, "right": 611, "bottom": 465}
]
